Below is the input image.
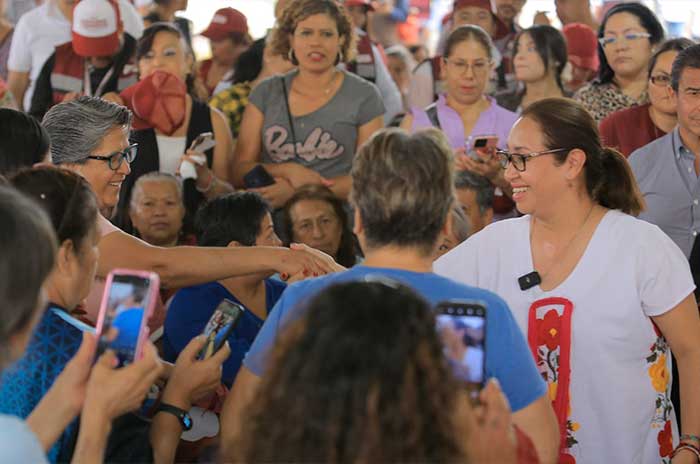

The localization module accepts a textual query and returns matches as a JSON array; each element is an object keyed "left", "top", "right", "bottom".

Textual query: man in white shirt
[{"left": 7, "top": 0, "right": 143, "bottom": 111}]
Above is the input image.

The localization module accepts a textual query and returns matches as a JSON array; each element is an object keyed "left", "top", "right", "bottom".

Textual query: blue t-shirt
[
  {"left": 244, "top": 266, "right": 546, "bottom": 412},
  {"left": 0, "top": 304, "right": 91, "bottom": 463},
  {"left": 163, "top": 279, "right": 286, "bottom": 386}
]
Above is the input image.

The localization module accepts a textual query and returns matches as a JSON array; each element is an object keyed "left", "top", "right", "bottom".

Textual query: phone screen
[
  {"left": 435, "top": 301, "right": 486, "bottom": 402},
  {"left": 98, "top": 274, "right": 153, "bottom": 366},
  {"left": 198, "top": 299, "right": 245, "bottom": 360},
  {"left": 473, "top": 137, "right": 488, "bottom": 148}
]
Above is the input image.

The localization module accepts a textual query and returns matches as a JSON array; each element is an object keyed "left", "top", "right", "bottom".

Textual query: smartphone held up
[
  {"left": 197, "top": 299, "right": 245, "bottom": 361},
  {"left": 466, "top": 135, "right": 499, "bottom": 162},
  {"left": 435, "top": 300, "right": 487, "bottom": 404},
  {"left": 95, "top": 269, "right": 160, "bottom": 367}
]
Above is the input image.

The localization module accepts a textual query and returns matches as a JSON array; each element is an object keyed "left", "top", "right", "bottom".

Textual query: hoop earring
[
  {"left": 288, "top": 48, "right": 298, "bottom": 65},
  {"left": 336, "top": 50, "right": 344, "bottom": 65}
]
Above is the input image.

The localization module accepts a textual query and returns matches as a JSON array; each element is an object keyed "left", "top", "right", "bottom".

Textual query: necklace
[
  {"left": 291, "top": 70, "right": 339, "bottom": 98},
  {"left": 529, "top": 204, "right": 597, "bottom": 287}
]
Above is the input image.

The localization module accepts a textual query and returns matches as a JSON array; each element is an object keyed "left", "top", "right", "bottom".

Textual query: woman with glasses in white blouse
[{"left": 436, "top": 98, "right": 700, "bottom": 464}]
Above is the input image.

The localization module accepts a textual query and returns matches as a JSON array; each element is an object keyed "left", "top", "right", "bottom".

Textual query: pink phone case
[{"left": 95, "top": 269, "right": 160, "bottom": 362}]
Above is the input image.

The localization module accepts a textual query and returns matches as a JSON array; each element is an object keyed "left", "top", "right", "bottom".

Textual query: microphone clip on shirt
[{"left": 518, "top": 271, "right": 541, "bottom": 291}]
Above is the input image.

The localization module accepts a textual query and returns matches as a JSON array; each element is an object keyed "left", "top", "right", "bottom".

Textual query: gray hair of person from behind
[
  {"left": 455, "top": 171, "right": 494, "bottom": 215},
  {"left": 351, "top": 128, "right": 455, "bottom": 255},
  {"left": 130, "top": 172, "right": 184, "bottom": 209},
  {"left": 42, "top": 96, "right": 132, "bottom": 165},
  {"left": 0, "top": 186, "right": 56, "bottom": 366},
  {"left": 671, "top": 43, "right": 700, "bottom": 92}
]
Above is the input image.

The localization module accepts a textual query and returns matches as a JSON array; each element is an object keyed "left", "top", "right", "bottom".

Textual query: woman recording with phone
[
  {"left": 0, "top": 167, "right": 229, "bottom": 464},
  {"left": 231, "top": 0, "right": 384, "bottom": 208},
  {"left": 107, "top": 23, "right": 235, "bottom": 233},
  {"left": 400, "top": 25, "right": 517, "bottom": 219}
]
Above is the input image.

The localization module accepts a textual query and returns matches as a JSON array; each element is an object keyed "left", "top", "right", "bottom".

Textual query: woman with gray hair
[{"left": 44, "top": 96, "right": 339, "bottom": 323}]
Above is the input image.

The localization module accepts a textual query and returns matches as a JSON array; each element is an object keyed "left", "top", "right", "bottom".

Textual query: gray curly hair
[{"left": 43, "top": 96, "right": 132, "bottom": 165}]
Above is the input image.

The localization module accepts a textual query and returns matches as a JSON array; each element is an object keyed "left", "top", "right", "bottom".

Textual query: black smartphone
[
  {"left": 243, "top": 165, "right": 276, "bottom": 189},
  {"left": 435, "top": 300, "right": 487, "bottom": 403},
  {"left": 197, "top": 299, "right": 245, "bottom": 360}
]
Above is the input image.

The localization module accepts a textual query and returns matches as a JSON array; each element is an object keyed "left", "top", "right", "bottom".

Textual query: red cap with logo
[
  {"left": 72, "top": 0, "right": 121, "bottom": 58},
  {"left": 119, "top": 71, "right": 187, "bottom": 136},
  {"left": 344, "top": 0, "right": 375, "bottom": 11},
  {"left": 201, "top": 8, "right": 249, "bottom": 41},
  {"left": 562, "top": 23, "right": 600, "bottom": 72},
  {"left": 452, "top": 0, "right": 509, "bottom": 40}
]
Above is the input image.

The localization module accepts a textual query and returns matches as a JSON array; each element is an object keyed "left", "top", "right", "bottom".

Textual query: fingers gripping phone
[
  {"left": 197, "top": 299, "right": 245, "bottom": 360},
  {"left": 95, "top": 269, "right": 160, "bottom": 367},
  {"left": 435, "top": 300, "right": 487, "bottom": 404},
  {"left": 190, "top": 132, "right": 216, "bottom": 155},
  {"left": 467, "top": 135, "right": 499, "bottom": 161}
]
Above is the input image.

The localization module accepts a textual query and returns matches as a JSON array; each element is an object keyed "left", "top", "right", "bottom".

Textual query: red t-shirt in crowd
[{"left": 599, "top": 103, "right": 666, "bottom": 158}]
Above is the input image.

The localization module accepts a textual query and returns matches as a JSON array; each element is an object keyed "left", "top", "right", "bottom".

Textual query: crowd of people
[{"left": 0, "top": 0, "right": 699, "bottom": 463}]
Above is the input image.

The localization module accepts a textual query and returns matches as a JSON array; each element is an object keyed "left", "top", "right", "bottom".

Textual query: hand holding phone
[
  {"left": 95, "top": 270, "right": 160, "bottom": 367},
  {"left": 190, "top": 132, "right": 216, "bottom": 154},
  {"left": 467, "top": 135, "right": 499, "bottom": 162},
  {"left": 435, "top": 300, "right": 487, "bottom": 404},
  {"left": 164, "top": 333, "right": 231, "bottom": 408}
]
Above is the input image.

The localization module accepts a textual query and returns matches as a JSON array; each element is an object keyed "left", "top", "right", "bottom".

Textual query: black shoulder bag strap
[{"left": 280, "top": 76, "right": 298, "bottom": 158}]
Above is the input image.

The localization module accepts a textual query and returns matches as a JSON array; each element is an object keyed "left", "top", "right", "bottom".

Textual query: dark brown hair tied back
[{"left": 521, "top": 98, "right": 645, "bottom": 216}]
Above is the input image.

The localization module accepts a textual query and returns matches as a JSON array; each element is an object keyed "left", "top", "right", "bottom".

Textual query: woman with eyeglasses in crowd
[
  {"left": 600, "top": 38, "right": 694, "bottom": 158},
  {"left": 401, "top": 25, "right": 517, "bottom": 220},
  {"left": 574, "top": 2, "right": 664, "bottom": 123},
  {"left": 232, "top": 0, "right": 384, "bottom": 208},
  {"left": 42, "top": 97, "right": 337, "bottom": 326},
  {"left": 0, "top": 167, "right": 227, "bottom": 463},
  {"left": 436, "top": 97, "right": 700, "bottom": 463}
]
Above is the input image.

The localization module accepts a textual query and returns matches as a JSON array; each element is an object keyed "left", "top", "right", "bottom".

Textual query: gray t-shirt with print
[{"left": 249, "top": 70, "right": 385, "bottom": 179}]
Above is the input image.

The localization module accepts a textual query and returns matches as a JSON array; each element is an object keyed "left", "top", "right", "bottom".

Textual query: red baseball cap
[
  {"left": 344, "top": 0, "right": 374, "bottom": 11},
  {"left": 563, "top": 23, "right": 600, "bottom": 72},
  {"left": 72, "top": 0, "right": 121, "bottom": 58},
  {"left": 120, "top": 71, "right": 187, "bottom": 136},
  {"left": 201, "top": 8, "right": 249, "bottom": 41},
  {"left": 452, "top": 0, "right": 509, "bottom": 40}
]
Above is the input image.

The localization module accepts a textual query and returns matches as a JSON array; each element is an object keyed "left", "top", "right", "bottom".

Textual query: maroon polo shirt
[{"left": 599, "top": 103, "right": 666, "bottom": 158}]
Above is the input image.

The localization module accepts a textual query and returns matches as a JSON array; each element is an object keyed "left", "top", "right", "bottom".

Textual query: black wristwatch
[{"left": 156, "top": 403, "right": 193, "bottom": 431}]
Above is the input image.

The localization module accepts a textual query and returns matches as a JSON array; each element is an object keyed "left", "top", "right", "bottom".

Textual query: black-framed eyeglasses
[
  {"left": 496, "top": 148, "right": 569, "bottom": 172},
  {"left": 86, "top": 143, "right": 138, "bottom": 171}
]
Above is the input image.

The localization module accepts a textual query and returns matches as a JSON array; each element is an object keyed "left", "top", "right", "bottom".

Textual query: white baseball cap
[{"left": 72, "top": 0, "right": 122, "bottom": 58}]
